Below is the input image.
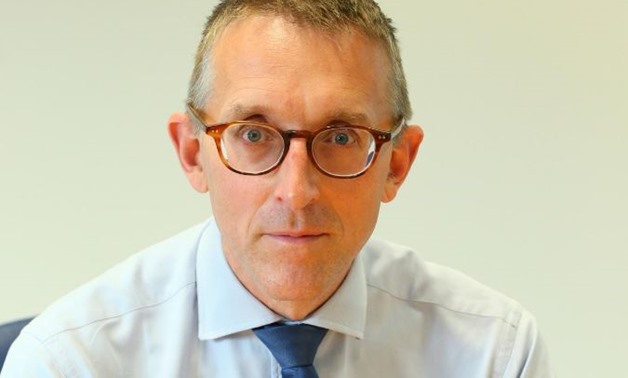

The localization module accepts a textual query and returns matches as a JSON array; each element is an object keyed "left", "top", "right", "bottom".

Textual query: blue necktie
[{"left": 253, "top": 323, "right": 328, "bottom": 378}]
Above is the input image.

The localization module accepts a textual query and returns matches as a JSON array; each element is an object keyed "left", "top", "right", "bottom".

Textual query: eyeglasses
[{"left": 186, "top": 102, "right": 404, "bottom": 178}]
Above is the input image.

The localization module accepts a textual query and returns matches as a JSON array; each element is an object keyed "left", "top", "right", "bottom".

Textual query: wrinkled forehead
[
  {"left": 206, "top": 15, "right": 393, "bottom": 124},
  {"left": 209, "top": 14, "right": 393, "bottom": 98},
  {"left": 205, "top": 9, "right": 393, "bottom": 74}
]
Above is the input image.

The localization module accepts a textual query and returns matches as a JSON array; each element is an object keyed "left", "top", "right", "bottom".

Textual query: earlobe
[
  {"left": 167, "top": 112, "right": 209, "bottom": 193},
  {"left": 381, "top": 125, "right": 424, "bottom": 203}
]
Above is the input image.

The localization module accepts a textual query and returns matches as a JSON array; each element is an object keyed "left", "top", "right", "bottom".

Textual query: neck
[{"left": 262, "top": 297, "right": 329, "bottom": 321}]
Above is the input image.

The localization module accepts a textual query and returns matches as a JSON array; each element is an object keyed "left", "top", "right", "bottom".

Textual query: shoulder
[
  {"left": 24, "top": 220, "right": 211, "bottom": 342},
  {"left": 361, "top": 238, "right": 522, "bottom": 324},
  {"left": 359, "top": 239, "right": 553, "bottom": 376}
]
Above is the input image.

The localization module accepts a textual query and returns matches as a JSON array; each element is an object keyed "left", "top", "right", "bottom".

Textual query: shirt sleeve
[
  {"left": 502, "top": 309, "right": 554, "bottom": 378},
  {"left": 1, "top": 333, "right": 65, "bottom": 378}
]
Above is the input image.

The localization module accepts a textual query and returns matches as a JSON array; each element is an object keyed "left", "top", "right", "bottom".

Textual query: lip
[{"left": 263, "top": 231, "right": 327, "bottom": 243}]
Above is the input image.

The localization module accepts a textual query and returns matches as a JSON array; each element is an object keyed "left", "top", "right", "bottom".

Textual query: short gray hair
[{"left": 187, "top": 0, "right": 412, "bottom": 131}]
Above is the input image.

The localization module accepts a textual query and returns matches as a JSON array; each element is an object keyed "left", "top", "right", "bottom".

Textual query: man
[{"left": 2, "top": 0, "right": 552, "bottom": 377}]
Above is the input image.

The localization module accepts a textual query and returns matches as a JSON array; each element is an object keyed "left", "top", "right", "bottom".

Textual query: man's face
[{"left": 172, "top": 16, "right": 421, "bottom": 319}]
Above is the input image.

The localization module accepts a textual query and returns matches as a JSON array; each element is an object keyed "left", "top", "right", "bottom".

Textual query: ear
[
  {"left": 381, "top": 125, "right": 424, "bottom": 203},
  {"left": 168, "top": 112, "right": 208, "bottom": 193}
]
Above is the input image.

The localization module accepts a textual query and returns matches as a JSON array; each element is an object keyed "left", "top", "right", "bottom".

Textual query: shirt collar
[
  {"left": 304, "top": 253, "right": 366, "bottom": 339},
  {"left": 196, "top": 218, "right": 367, "bottom": 340}
]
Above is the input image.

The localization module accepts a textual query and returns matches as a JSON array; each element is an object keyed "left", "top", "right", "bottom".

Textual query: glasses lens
[
  {"left": 221, "top": 123, "right": 284, "bottom": 174},
  {"left": 312, "top": 127, "right": 376, "bottom": 177}
]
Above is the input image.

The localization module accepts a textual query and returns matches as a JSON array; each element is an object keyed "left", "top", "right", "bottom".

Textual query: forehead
[{"left": 207, "top": 15, "right": 392, "bottom": 126}]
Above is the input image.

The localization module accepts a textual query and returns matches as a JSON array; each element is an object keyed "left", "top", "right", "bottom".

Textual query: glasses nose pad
[{"left": 283, "top": 138, "right": 313, "bottom": 168}]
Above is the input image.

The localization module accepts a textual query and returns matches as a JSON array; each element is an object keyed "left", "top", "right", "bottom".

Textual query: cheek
[
  {"left": 208, "top": 171, "right": 265, "bottom": 224},
  {"left": 200, "top": 143, "right": 266, "bottom": 234},
  {"left": 330, "top": 178, "right": 384, "bottom": 239},
  {"left": 207, "top": 173, "right": 270, "bottom": 264},
  {"left": 346, "top": 158, "right": 390, "bottom": 229}
]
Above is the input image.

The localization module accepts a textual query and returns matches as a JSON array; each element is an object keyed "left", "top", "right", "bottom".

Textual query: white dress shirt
[{"left": 2, "top": 219, "right": 552, "bottom": 377}]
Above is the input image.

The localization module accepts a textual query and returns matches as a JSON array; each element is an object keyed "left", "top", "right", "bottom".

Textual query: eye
[
  {"left": 333, "top": 132, "right": 351, "bottom": 145},
  {"left": 234, "top": 124, "right": 277, "bottom": 144},
  {"left": 245, "top": 128, "right": 262, "bottom": 142},
  {"left": 323, "top": 128, "right": 359, "bottom": 146}
]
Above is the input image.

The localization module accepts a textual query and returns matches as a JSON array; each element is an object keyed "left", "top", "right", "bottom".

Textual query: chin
[{"left": 263, "top": 272, "right": 330, "bottom": 302}]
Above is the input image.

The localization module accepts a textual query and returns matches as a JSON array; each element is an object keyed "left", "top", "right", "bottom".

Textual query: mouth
[{"left": 263, "top": 231, "right": 328, "bottom": 244}]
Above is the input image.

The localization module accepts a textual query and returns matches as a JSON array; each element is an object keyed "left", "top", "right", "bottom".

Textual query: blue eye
[
  {"left": 325, "top": 129, "right": 359, "bottom": 146},
  {"left": 334, "top": 132, "right": 350, "bottom": 145},
  {"left": 245, "top": 128, "right": 262, "bottom": 142}
]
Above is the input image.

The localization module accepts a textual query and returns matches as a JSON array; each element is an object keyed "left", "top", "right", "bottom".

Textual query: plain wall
[{"left": 1, "top": 0, "right": 626, "bottom": 376}]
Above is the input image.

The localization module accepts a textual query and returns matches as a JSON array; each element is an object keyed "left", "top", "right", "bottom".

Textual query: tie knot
[{"left": 254, "top": 323, "right": 327, "bottom": 377}]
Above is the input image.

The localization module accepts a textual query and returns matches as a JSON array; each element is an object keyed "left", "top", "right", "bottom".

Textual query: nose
[{"left": 272, "top": 139, "right": 320, "bottom": 210}]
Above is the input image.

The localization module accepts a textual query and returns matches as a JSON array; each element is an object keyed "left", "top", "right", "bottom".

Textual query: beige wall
[{"left": 1, "top": 0, "right": 626, "bottom": 376}]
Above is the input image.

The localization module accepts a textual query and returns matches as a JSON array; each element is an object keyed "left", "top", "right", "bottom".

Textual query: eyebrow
[
  {"left": 226, "top": 104, "right": 372, "bottom": 126},
  {"left": 227, "top": 104, "right": 263, "bottom": 120},
  {"left": 330, "top": 110, "right": 370, "bottom": 125}
]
